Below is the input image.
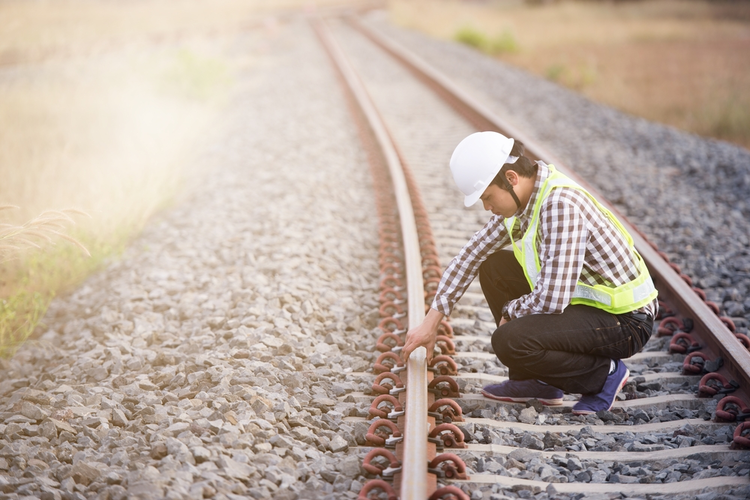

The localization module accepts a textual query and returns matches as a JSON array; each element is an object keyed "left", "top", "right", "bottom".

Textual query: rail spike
[
  {"left": 366, "top": 418, "right": 402, "bottom": 447},
  {"left": 429, "top": 423, "right": 467, "bottom": 449},
  {"left": 428, "top": 375, "right": 461, "bottom": 398},
  {"left": 733, "top": 421, "right": 750, "bottom": 449},
  {"left": 378, "top": 317, "right": 404, "bottom": 335},
  {"left": 428, "top": 453, "right": 469, "bottom": 480},
  {"left": 429, "top": 355, "right": 458, "bottom": 376},
  {"left": 379, "top": 301, "right": 404, "bottom": 318},
  {"left": 371, "top": 372, "right": 404, "bottom": 395},
  {"left": 656, "top": 300, "right": 674, "bottom": 320},
  {"left": 379, "top": 288, "right": 403, "bottom": 303},
  {"left": 428, "top": 485, "right": 470, "bottom": 500},
  {"left": 423, "top": 265, "right": 442, "bottom": 280},
  {"left": 358, "top": 479, "right": 398, "bottom": 500},
  {"left": 736, "top": 333, "right": 750, "bottom": 350},
  {"left": 435, "top": 335, "right": 456, "bottom": 355},
  {"left": 657, "top": 316, "right": 683, "bottom": 337},
  {"left": 719, "top": 316, "right": 736, "bottom": 333},
  {"left": 362, "top": 448, "right": 401, "bottom": 476},
  {"left": 669, "top": 332, "right": 700, "bottom": 354},
  {"left": 683, "top": 351, "right": 723, "bottom": 375},
  {"left": 698, "top": 372, "right": 739, "bottom": 398},
  {"left": 715, "top": 395, "right": 750, "bottom": 422},
  {"left": 373, "top": 351, "right": 403, "bottom": 374},
  {"left": 437, "top": 320, "right": 453, "bottom": 338},
  {"left": 368, "top": 394, "right": 403, "bottom": 420},
  {"left": 376, "top": 331, "right": 403, "bottom": 352},
  {"left": 705, "top": 301, "right": 721, "bottom": 315},
  {"left": 428, "top": 398, "right": 464, "bottom": 423}
]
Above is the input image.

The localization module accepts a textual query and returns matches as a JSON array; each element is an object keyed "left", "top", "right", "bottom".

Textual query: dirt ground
[{"left": 388, "top": 0, "right": 750, "bottom": 150}]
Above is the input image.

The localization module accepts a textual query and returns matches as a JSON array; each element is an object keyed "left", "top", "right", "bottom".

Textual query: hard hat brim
[
  {"left": 464, "top": 188, "right": 484, "bottom": 207},
  {"left": 462, "top": 154, "right": 519, "bottom": 207}
]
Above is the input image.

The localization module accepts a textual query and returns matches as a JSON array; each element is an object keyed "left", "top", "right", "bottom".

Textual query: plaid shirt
[{"left": 432, "top": 162, "right": 657, "bottom": 319}]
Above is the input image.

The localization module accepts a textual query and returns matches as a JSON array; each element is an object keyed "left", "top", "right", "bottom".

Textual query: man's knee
[{"left": 491, "top": 324, "right": 521, "bottom": 364}]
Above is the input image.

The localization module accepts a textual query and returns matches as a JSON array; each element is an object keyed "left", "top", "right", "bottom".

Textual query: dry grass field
[
  {"left": 0, "top": 0, "right": 370, "bottom": 356},
  {"left": 389, "top": 0, "right": 750, "bottom": 150}
]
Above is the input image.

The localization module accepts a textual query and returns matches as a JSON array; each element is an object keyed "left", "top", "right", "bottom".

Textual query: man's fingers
[
  {"left": 426, "top": 342, "right": 436, "bottom": 363},
  {"left": 401, "top": 339, "right": 422, "bottom": 363},
  {"left": 400, "top": 339, "right": 414, "bottom": 362},
  {"left": 400, "top": 346, "right": 411, "bottom": 362}
]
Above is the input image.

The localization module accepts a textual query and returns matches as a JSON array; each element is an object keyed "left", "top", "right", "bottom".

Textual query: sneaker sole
[
  {"left": 572, "top": 368, "right": 630, "bottom": 415},
  {"left": 481, "top": 390, "right": 563, "bottom": 406}
]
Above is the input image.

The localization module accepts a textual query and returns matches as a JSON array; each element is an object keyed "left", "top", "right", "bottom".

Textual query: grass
[
  {"left": 0, "top": 53, "right": 218, "bottom": 356},
  {"left": 705, "top": 93, "right": 750, "bottom": 141},
  {"left": 0, "top": 0, "right": 369, "bottom": 357},
  {"left": 0, "top": 207, "right": 92, "bottom": 357},
  {"left": 389, "top": 0, "right": 750, "bottom": 150},
  {"left": 454, "top": 25, "right": 519, "bottom": 55},
  {"left": 0, "top": 289, "right": 49, "bottom": 359},
  {"left": 0, "top": 207, "right": 91, "bottom": 263}
]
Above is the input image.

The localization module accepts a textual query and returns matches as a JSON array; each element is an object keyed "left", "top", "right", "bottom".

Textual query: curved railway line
[{"left": 313, "top": 13, "right": 750, "bottom": 500}]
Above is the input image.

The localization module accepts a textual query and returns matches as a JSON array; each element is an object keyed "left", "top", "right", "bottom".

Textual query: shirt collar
[{"left": 513, "top": 161, "right": 548, "bottom": 219}]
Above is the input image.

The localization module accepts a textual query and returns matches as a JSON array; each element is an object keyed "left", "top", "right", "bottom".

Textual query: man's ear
[{"left": 506, "top": 170, "right": 519, "bottom": 186}]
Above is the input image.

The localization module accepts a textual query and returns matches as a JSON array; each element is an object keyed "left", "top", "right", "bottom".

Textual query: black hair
[{"left": 489, "top": 140, "right": 538, "bottom": 190}]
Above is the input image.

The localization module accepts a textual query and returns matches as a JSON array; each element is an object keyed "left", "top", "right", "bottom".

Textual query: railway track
[{"left": 313, "top": 13, "right": 750, "bottom": 500}]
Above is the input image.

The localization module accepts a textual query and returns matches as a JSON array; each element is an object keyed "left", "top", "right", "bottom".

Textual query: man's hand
[{"left": 401, "top": 308, "right": 445, "bottom": 362}]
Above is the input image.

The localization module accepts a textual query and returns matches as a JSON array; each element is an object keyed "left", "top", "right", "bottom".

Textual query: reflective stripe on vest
[{"left": 504, "top": 166, "right": 657, "bottom": 314}]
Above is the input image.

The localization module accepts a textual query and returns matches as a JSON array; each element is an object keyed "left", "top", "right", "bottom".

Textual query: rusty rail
[{"left": 311, "top": 17, "right": 433, "bottom": 499}]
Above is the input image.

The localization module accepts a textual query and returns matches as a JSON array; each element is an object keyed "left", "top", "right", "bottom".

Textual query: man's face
[{"left": 479, "top": 183, "right": 517, "bottom": 218}]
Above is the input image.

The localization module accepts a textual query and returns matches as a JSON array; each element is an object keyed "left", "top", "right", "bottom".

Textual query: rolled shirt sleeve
[{"left": 430, "top": 216, "right": 511, "bottom": 317}]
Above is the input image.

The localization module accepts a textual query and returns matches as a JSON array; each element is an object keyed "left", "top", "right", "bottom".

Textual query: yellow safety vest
[{"left": 504, "top": 166, "right": 657, "bottom": 314}]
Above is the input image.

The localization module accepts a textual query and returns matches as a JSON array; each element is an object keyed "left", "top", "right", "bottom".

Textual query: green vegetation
[
  {"left": 703, "top": 94, "right": 750, "bottom": 146},
  {"left": 545, "top": 63, "right": 566, "bottom": 82},
  {"left": 455, "top": 26, "right": 487, "bottom": 50},
  {"left": 455, "top": 26, "right": 519, "bottom": 55},
  {"left": 489, "top": 30, "right": 519, "bottom": 55},
  {"left": 0, "top": 288, "right": 49, "bottom": 358},
  {"left": 0, "top": 208, "right": 94, "bottom": 357}
]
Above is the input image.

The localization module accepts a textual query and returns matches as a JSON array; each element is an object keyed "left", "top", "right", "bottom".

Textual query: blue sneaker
[
  {"left": 573, "top": 361, "right": 630, "bottom": 415},
  {"left": 481, "top": 379, "right": 563, "bottom": 406}
]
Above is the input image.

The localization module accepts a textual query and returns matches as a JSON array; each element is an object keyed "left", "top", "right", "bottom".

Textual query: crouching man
[{"left": 401, "top": 132, "right": 657, "bottom": 414}]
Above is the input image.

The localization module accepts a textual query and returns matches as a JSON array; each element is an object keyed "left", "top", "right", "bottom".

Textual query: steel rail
[
  {"left": 311, "top": 18, "right": 432, "bottom": 500},
  {"left": 349, "top": 16, "right": 750, "bottom": 400}
]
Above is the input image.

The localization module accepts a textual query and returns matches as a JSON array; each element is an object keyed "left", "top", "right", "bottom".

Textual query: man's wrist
[
  {"left": 425, "top": 307, "right": 445, "bottom": 327},
  {"left": 501, "top": 303, "right": 512, "bottom": 322}
]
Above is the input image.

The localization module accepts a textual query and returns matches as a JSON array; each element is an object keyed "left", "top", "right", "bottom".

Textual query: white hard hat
[{"left": 449, "top": 131, "right": 517, "bottom": 207}]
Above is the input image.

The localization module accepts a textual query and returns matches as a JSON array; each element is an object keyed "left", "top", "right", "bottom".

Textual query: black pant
[{"left": 479, "top": 250, "right": 653, "bottom": 395}]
